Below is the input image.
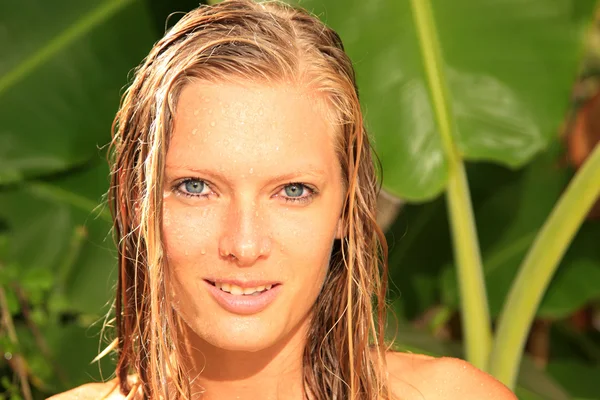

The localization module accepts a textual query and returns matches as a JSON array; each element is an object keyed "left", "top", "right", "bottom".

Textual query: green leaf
[
  {"left": 441, "top": 142, "right": 600, "bottom": 319},
  {"left": 0, "top": 163, "right": 117, "bottom": 315},
  {"left": 386, "top": 198, "right": 451, "bottom": 319},
  {"left": 387, "top": 161, "right": 522, "bottom": 318},
  {"left": 0, "top": 0, "right": 156, "bottom": 184},
  {"left": 546, "top": 360, "right": 600, "bottom": 400},
  {"left": 288, "top": 0, "right": 594, "bottom": 201},
  {"left": 43, "top": 321, "right": 116, "bottom": 392}
]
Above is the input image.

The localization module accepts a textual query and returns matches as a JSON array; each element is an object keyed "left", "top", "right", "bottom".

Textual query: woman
[{"left": 52, "top": 0, "right": 516, "bottom": 399}]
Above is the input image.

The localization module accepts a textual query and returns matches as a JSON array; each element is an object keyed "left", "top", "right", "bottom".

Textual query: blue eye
[
  {"left": 284, "top": 184, "right": 304, "bottom": 197},
  {"left": 176, "top": 179, "right": 209, "bottom": 197},
  {"left": 185, "top": 180, "right": 205, "bottom": 193},
  {"left": 280, "top": 183, "right": 315, "bottom": 204}
]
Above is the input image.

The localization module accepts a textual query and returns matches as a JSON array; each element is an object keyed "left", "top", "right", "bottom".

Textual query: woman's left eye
[
  {"left": 279, "top": 183, "right": 315, "bottom": 204},
  {"left": 176, "top": 179, "right": 211, "bottom": 198}
]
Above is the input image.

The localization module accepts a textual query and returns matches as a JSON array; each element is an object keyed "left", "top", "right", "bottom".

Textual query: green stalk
[
  {"left": 0, "top": 0, "right": 133, "bottom": 95},
  {"left": 489, "top": 143, "right": 600, "bottom": 389},
  {"left": 410, "top": 0, "right": 492, "bottom": 369}
]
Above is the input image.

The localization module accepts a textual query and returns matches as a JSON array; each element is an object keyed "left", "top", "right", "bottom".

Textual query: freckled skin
[
  {"left": 163, "top": 82, "right": 344, "bottom": 369},
  {"left": 49, "top": 83, "right": 516, "bottom": 400}
]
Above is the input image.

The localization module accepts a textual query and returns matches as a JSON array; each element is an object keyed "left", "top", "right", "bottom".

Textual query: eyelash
[{"left": 173, "top": 178, "right": 316, "bottom": 204}]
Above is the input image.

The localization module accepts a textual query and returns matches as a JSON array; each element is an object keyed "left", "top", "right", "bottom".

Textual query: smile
[
  {"left": 211, "top": 281, "right": 274, "bottom": 296},
  {"left": 204, "top": 280, "right": 282, "bottom": 315}
]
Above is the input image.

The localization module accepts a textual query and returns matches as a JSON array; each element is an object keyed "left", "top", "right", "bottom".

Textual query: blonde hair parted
[{"left": 108, "top": 0, "right": 391, "bottom": 398}]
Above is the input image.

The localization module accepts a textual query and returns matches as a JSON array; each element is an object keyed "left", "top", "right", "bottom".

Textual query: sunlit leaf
[{"left": 289, "top": 0, "right": 594, "bottom": 201}]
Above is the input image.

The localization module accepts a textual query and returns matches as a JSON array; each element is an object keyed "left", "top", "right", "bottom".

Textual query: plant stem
[
  {"left": 409, "top": 0, "right": 492, "bottom": 369},
  {"left": 0, "top": 282, "right": 33, "bottom": 400},
  {"left": 0, "top": 0, "right": 134, "bottom": 95},
  {"left": 489, "top": 143, "right": 600, "bottom": 389}
]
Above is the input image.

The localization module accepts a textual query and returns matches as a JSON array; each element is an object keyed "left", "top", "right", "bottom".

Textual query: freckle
[{"left": 210, "top": 121, "right": 216, "bottom": 127}]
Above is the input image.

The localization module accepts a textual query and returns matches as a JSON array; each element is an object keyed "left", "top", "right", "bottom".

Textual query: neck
[{"left": 179, "top": 318, "right": 309, "bottom": 400}]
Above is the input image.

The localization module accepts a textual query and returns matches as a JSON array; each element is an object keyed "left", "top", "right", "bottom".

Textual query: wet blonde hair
[{"left": 108, "top": 0, "right": 390, "bottom": 398}]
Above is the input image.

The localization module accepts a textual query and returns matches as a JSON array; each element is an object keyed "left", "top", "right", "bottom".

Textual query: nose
[{"left": 218, "top": 198, "right": 272, "bottom": 267}]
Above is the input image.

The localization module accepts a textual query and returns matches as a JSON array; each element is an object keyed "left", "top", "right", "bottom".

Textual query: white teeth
[
  {"left": 230, "top": 285, "right": 243, "bottom": 295},
  {"left": 214, "top": 282, "right": 274, "bottom": 295}
]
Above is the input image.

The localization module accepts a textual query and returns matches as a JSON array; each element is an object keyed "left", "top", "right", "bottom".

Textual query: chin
[{"left": 191, "top": 313, "right": 297, "bottom": 353}]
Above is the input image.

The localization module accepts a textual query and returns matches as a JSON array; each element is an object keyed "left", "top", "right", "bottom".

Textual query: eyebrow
[{"left": 165, "top": 165, "right": 327, "bottom": 185}]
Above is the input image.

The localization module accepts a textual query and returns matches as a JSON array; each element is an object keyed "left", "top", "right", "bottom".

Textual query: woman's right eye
[{"left": 176, "top": 179, "right": 210, "bottom": 198}]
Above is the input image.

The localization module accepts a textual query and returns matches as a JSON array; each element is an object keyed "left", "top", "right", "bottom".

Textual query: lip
[
  {"left": 204, "top": 278, "right": 281, "bottom": 288},
  {"left": 203, "top": 279, "right": 282, "bottom": 315}
]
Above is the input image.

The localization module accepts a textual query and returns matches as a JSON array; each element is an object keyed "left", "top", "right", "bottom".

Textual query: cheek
[
  {"left": 162, "top": 201, "right": 218, "bottom": 263},
  {"left": 270, "top": 209, "right": 339, "bottom": 279}
]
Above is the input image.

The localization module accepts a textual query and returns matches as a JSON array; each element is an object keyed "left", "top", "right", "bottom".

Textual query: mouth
[
  {"left": 203, "top": 279, "right": 282, "bottom": 315},
  {"left": 204, "top": 280, "right": 280, "bottom": 296}
]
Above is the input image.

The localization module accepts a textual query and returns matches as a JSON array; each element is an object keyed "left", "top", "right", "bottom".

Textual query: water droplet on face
[
  {"left": 208, "top": 108, "right": 213, "bottom": 114},
  {"left": 185, "top": 249, "right": 189, "bottom": 256},
  {"left": 200, "top": 249, "right": 206, "bottom": 255},
  {"left": 194, "top": 109, "right": 199, "bottom": 116},
  {"left": 192, "top": 129, "right": 197, "bottom": 135},
  {"left": 249, "top": 167, "right": 254, "bottom": 174},
  {"left": 258, "top": 108, "right": 264, "bottom": 116},
  {"left": 210, "top": 121, "right": 216, "bottom": 127},
  {"left": 255, "top": 211, "right": 259, "bottom": 217},
  {"left": 275, "top": 146, "right": 280, "bottom": 151}
]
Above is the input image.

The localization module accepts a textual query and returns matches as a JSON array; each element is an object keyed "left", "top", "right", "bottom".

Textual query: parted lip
[{"left": 203, "top": 278, "right": 281, "bottom": 288}]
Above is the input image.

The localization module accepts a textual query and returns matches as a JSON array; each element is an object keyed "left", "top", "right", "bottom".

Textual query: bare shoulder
[
  {"left": 47, "top": 379, "right": 124, "bottom": 400},
  {"left": 385, "top": 351, "right": 517, "bottom": 400}
]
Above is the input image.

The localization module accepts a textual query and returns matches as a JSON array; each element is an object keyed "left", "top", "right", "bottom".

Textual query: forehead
[{"left": 167, "top": 82, "right": 339, "bottom": 175}]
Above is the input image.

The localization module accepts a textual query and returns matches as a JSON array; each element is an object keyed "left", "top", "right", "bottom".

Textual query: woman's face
[{"left": 162, "top": 82, "right": 345, "bottom": 352}]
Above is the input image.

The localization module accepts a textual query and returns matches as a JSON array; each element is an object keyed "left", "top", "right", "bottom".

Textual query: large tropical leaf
[
  {"left": 0, "top": 163, "right": 115, "bottom": 315},
  {"left": 288, "top": 0, "right": 595, "bottom": 201},
  {"left": 0, "top": 0, "right": 200, "bottom": 393},
  {"left": 0, "top": 0, "right": 159, "bottom": 184}
]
